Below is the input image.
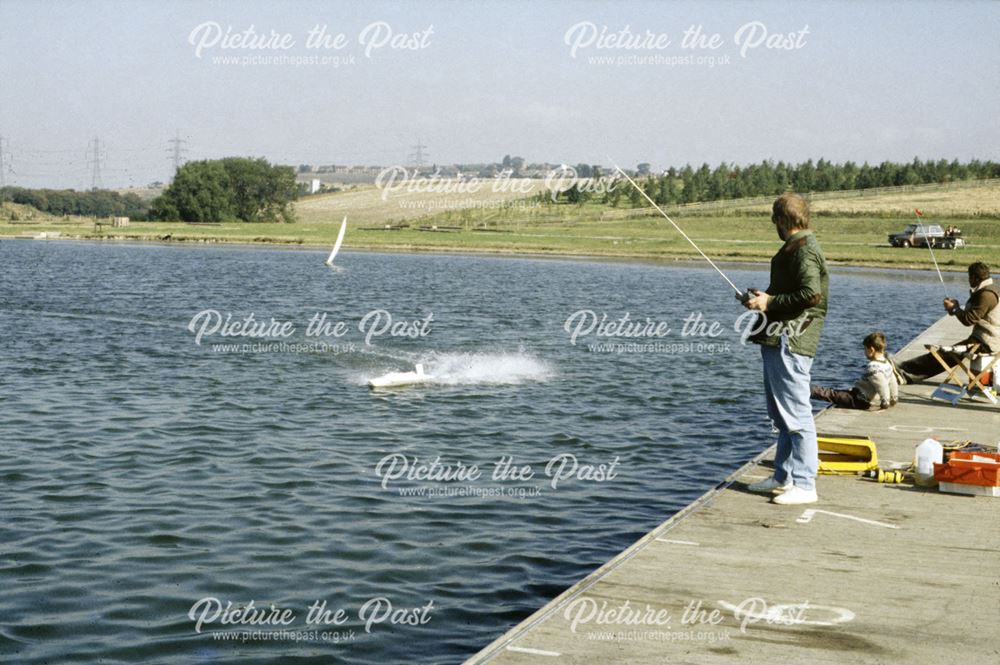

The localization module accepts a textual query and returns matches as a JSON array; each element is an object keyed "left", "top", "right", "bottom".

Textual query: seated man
[
  {"left": 812, "top": 332, "right": 898, "bottom": 409},
  {"left": 894, "top": 262, "right": 1000, "bottom": 384}
]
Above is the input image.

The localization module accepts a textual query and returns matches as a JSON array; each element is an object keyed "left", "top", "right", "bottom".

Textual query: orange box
[{"left": 934, "top": 451, "right": 1000, "bottom": 487}]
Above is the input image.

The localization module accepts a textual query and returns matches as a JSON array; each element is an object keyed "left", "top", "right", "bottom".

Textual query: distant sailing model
[{"left": 324, "top": 217, "right": 348, "bottom": 267}]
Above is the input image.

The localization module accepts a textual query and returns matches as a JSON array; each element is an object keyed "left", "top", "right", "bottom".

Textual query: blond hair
[{"left": 772, "top": 193, "right": 810, "bottom": 235}]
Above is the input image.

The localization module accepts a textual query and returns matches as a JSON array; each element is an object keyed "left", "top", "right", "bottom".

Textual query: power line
[
  {"left": 0, "top": 135, "right": 7, "bottom": 206},
  {"left": 87, "top": 136, "right": 104, "bottom": 190},
  {"left": 0, "top": 135, "right": 8, "bottom": 189},
  {"left": 408, "top": 138, "right": 428, "bottom": 169},
  {"left": 167, "top": 129, "right": 188, "bottom": 179}
]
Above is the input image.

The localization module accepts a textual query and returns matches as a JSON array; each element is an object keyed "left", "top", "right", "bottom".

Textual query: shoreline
[{"left": 0, "top": 232, "right": 974, "bottom": 275}]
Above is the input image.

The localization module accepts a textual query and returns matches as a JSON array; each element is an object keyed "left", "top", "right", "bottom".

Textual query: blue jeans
[{"left": 760, "top": 337, "right": 818, "bottom": 491}]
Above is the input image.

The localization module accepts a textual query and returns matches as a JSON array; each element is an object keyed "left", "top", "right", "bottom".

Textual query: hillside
[{"left": 2, "top": 179, "right": 998, "bottom": 271}]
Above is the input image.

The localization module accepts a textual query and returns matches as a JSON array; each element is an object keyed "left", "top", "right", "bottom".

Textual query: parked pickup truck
[{"left": 888, "top": 223, "right": 965, "bottom": 249}]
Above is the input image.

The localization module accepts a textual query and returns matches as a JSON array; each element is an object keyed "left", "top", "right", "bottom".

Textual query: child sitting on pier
[{"left": 811, "top": 332, "right": 899, "bottom": 410}]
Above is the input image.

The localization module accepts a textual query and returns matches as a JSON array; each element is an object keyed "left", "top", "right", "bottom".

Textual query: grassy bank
[{"left": 2, "top": 180, "right": 998, "bottom": 271}]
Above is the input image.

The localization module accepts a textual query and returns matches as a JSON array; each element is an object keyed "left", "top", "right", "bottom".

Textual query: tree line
[
  {"left": 0, "top": 187, "right": 150, "bottom": 219},
  {"left": 0, "top": 156, "right": 297, "bottom": 223},
  {"left": 561, "top": 158, "right": 1000, "bottom": 206}
]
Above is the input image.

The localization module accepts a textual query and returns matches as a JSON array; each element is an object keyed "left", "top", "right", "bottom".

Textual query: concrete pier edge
[
  {"left": 466, "top": 315, "right": 1000, "bottom": 664},
  {"left": 469, "top": 446, "right": 777, "bottom": 662}
]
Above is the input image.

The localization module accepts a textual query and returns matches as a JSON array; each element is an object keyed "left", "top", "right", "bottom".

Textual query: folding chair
[
  {"left": 967, "top": 353, "right": 1000, "bottom": 404},
  {"left": 928, "top": 343, "right": 999, "bottom": 406}
]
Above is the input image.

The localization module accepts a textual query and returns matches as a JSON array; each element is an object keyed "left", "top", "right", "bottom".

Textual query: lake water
[{"left": 0, "top": 240, "right": 950, "bottom": 664}]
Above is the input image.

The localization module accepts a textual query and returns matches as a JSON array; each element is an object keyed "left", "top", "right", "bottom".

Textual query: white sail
[{"left": 325, "top": 217, "right": 347, "bottom": 265}]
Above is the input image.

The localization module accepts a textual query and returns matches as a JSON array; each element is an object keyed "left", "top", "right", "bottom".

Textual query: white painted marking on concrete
[
  {"left": 655, "top": 538, "right": 699, "bottom": 546},
  {"left": 742, "top": 474, "right": 769, "bottom": 480},
  {"left": 796, "top": 508, "right": 899, "bottom": 529},
  {"left": 506, "top": 645, "right": 562, "bottom": 657},
  {"left": 889, "top": 424, "right": 966, "bottom": 434}
]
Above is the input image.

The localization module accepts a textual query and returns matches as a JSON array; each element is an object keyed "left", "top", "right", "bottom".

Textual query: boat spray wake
[
  {"left": 357, "top": 349, "right": 554, "bottom": 389},
  {"left": 420, "top": 351, "right": 554, "bottom": 386}
]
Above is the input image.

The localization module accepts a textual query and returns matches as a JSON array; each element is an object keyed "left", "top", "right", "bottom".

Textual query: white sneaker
[
  {"left": 772, "top": 486, "right": 818, "bottom": 505},
  {"left": 747, "top": 476, "right": 792, "bottom": 493}
]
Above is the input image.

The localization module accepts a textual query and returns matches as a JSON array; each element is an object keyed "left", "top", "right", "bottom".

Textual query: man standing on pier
[{"left": 742, "top": 193, "right": 829, "bottom": 505}]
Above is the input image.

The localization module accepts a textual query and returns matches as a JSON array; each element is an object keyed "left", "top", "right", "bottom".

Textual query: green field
[{"left": 2, "top": 180, "right": 998, "bottom": 271}]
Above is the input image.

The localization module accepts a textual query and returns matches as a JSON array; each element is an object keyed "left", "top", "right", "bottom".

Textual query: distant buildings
[{"left": 293, "top": 161, "right": 577, "bottom": 187}]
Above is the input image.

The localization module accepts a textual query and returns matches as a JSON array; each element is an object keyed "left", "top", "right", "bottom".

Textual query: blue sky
[{"left": 1, "top": 0, "right": 997, "bottom": 188}]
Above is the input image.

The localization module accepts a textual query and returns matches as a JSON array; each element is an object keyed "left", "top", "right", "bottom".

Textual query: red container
[{"left": 934, "top": 452, "right": 1000, "bottom": 487}]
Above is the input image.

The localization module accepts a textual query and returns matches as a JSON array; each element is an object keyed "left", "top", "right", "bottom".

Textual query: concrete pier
[{"left": 468, "top": 316, "right": 1000, "bottom": 665}]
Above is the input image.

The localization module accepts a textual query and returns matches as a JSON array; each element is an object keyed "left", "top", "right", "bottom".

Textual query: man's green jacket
[{"left": 749, "top": 229, "right": 829, "bottom": 358}]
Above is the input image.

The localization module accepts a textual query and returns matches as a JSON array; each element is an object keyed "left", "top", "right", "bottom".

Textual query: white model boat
[
  {"left": 368, "top": 363, "right": 435, "bottom": 389},
  {"left": 324, "top": 217, "right": 348, "bottom": 266}
]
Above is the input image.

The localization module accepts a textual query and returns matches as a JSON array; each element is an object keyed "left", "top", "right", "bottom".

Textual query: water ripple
[{"left": 0, "top": 241, "right": 939, "bottom": 664}]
